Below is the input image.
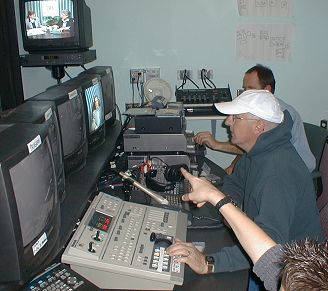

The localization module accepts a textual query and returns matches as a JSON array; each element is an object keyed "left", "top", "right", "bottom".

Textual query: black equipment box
[
  {"left": 175, "top": 87, "right": 232, "bottom": 104},
  {"left": 135, "top": 114, "right": 185, "bottom": 134},
  {"left": 20, "top": 50, "right": 96, "bottom": 67}
]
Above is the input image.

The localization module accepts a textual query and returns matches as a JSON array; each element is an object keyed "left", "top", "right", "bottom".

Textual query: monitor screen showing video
[
  {"left": 24, "top": 0, "right": 74, "bottom": 39},
  {"left": 84, "top": 81, "right": 105, "bottom": 134}
]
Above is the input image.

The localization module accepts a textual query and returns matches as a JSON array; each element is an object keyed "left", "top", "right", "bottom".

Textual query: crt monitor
[
  {"left": 20, "top": 0, "right": 92, "bottom": 52},
  {"left": 0, "top": 100, "right": 66, "bottom": 203},
  {"left": 79, "top": 66, "right": 117, "bottom": 125},
  {"left": 61, "top": 74, "right": 106, "bottom": 150},
  {"left": 31, "top": 84, "right": 88, "bottom": 175},
  {"left": 0, "top": 123, "right": 60, "bottom": 288}
]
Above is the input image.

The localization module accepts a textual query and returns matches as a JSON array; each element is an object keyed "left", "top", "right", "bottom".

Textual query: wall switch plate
[
  {"left": 198, "top": 69, "right": 213, "bottom": 79},
  {"left": 177, "top": 69, "right": 193, "bottom": 80},
  {"left": 146, "top": 68, "right": 160, "bottom": 81},
  {"left": 130, "top": 69, "right": 145, "bottom": 84}
]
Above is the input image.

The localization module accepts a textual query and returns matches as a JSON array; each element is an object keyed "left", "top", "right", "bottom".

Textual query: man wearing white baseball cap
[
  {"left": 194, "top": 64, "right": 315, "bottom": 175},
  {"left": 167, "top": 89, "right": 322, "bottom": 291}
]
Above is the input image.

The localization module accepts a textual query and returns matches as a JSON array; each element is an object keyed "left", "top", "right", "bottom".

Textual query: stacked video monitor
[{"left": 0, "top": 66, "right": 116, "bottom": 289}]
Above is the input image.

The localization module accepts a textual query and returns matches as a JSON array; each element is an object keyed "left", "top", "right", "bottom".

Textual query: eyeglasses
[{"left": 231, "top": 115, "right": 260, "bottom": 122}]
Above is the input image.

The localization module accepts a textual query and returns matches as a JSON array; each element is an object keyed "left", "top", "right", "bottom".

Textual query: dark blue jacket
[{"left": 211, "top": 111, "right": 323, "bottom": 272}]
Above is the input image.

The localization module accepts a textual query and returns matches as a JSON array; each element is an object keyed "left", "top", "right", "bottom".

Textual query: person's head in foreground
[
  {"left": 215, "top": 89, "right": 284, "bottom": 152},
  {"left": 279, "top": 239, "right": 328, "bottom": 291}
]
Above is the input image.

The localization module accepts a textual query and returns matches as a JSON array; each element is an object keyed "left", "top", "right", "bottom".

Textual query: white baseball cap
[{"left": 215, "top": 89, "right": 284, "bottom": 123}]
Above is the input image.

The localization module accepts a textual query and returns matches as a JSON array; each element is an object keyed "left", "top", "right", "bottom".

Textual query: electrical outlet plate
[
  {"left": 146, "top": 68, "right": 160, "bottom": 81},
  {"left": 198, "top": 69, "right": 213, "bottom": 79},
  {"left": 177, "top": 69, "right": 193, "bottom": 80},
  {"left": 130, "top": 69, "right": 145, "bottom": 84}
]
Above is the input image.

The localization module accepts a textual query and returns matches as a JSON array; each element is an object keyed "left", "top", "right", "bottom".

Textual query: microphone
[{"left": 119, "top": 171, "right": 169, "bottom": 205}]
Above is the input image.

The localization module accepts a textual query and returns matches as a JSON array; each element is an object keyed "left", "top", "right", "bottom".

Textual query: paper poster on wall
[
  {"left": 236, "top": 23, "right": 293, "bottom": 62},
  {"left": 237, "top": 0, "right": 293, "bottom": 16}
]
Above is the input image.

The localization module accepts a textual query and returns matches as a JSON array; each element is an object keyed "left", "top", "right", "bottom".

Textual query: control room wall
[{"left": 16, "top": 0, "right": 328, "bottom": 167}]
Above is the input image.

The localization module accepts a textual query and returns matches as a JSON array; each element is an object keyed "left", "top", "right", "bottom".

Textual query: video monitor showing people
[
  {"left": 84, "top": 82, "right": 105, "bottom": 134},
  {"left": 24, "top": 0, "right": 74, "bottom": 39}
]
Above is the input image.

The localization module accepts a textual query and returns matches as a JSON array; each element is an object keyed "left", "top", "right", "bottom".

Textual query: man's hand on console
[
  {"left": 180, "top": 168, "right": 225, "bottom": 207},
  {"left": 166, "top": 239, "right": 208, "bottom": 275}
]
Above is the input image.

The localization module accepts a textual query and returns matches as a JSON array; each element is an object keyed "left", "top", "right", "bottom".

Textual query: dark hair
[
  {"left": 280, "top": 239, "right": 328, "bottom": 291},
  {"left": 245, "top": 64, "right": 276, "bottom": 93}
]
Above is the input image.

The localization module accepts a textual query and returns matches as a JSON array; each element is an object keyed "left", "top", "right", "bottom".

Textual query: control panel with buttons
[{"left": 62, "top": 192, "right": 188, "bottom": 290}]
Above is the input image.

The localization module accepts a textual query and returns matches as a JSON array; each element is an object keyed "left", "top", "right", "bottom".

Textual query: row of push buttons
[
  {"left": 150, "top": 247, "right": 170, "bottom": 272},
  {"left": 109, "top": 208, "right": 143, "bottom": 263},
  {"left": 28, "top": 267, "right": 84, "bottom": 291}
]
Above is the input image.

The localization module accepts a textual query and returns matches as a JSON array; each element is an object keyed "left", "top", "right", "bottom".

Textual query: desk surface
[
  {"left": 59, "top": 127, "right": 248, "bottom": 291},
  {"left": 175, "top": 227, "right": 248, "bottom": 291},
  {"left": 103, "top": 156, "right": 248, "bottom": 291},
  {"left": 174, "top": 158, "right": 248, "bottom": 291},
  {"left": 61, "top": 138, "right": 248, "bottom": 291}
]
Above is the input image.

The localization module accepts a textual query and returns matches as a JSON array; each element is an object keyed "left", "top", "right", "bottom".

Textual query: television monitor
[
  {"left": 19, "top": 0, "right": 92, "bottom": 53},
  {"left": 79, "top": 66, "right": 117, "bottom": 126},
  {"left": 0, "top": 100, "right": 66, "bottom": 203},
  {"left": 31, "top": 84, "right": 88, "bottom": 175},
  {"left": 0, "top": 123, "right": 60, "bottom": 288},
  {"left": 61, "top": 74, "right": 106, "bottom": 150}
]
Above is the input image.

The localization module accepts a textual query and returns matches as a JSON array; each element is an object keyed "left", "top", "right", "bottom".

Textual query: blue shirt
[{"left": 278, "top": 98, "right": 316, "bottom": 172}]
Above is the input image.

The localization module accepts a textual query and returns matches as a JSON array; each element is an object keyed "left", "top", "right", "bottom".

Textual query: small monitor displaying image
[
  {"left": 84, "top": 81, "right": 105, "bottom": 134},
  {"left": 24, "top": 0, "right": 74, "bottom": 40},
  {"left": 20, "top": 0, "right": 92, "bottom": 52},
  {"left": 79, "top": 66, "right": 117, "bottom": 125},
  {"left": 59, "top": 74, "right": 106, "bottom": 150}
]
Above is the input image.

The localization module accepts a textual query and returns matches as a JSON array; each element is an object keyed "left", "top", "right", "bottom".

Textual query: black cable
[
  {"left": 81, "top": 65, "right": 87, "bottom": 71},
  {"left": 131, "top": 81, "right": 135, "bottom": 106},
  {"left": 149, "top": 157, "right": 169, "bottom": 167},
  {"left": 121, "top": 114, "right": 132, "bottom": 132},
  {"left": 184, "top": 70, "right": 199, "bottom": 89},
  {"left": 177, "top": 70, "right": 187, "bottom": 90},
  {"left": 64, "top": 69, "right": 72, "bottom": 79},
  {"left": 192, "top": 215, "right": 221, "bottom": 223},
  {"left": 136, "top": 75, "right": 143, "bottom": 104},
  {"left": 204, "top": 77, "right": 213, "bottom": 88},
  {"left": 204, "top": 74, "right": 216, "bottom": 88},
  {"left": 187, "top": 223, "right": 224, "bottom": 230},
  {"left": 201, "top": 69, "right": 207, "bottom": 88}
]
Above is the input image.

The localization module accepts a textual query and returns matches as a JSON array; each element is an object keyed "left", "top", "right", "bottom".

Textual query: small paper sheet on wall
[
  {"left": 236, "top": 23, "right": 293, "bottom": 62},
  {"left": 238, "top": 0, "right": 293, "bottom": 16}
]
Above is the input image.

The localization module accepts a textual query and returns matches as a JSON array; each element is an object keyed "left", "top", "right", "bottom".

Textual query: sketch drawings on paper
[
  {"left": 238, "top": 0, "right": 293, "bottom": 16},
  {"left": 236, "top": 24, "right": 293, "bottom": 61}
]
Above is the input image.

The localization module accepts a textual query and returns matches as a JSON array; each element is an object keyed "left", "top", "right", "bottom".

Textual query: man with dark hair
[{"left": 194, "top": 64, "right": 315, "bottom": 174}]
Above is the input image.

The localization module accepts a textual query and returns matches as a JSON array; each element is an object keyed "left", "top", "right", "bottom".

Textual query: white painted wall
[{"left": 15, "top": 0, "right": 328, "bottom": 167}]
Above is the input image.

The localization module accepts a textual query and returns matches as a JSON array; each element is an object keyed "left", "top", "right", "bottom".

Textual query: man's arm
[
  {"left": 194, "top": 131, "right": 244, "bottom": 155},
  {"left": 167, "top": 169, "right": 276, "bottom": 274}
]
